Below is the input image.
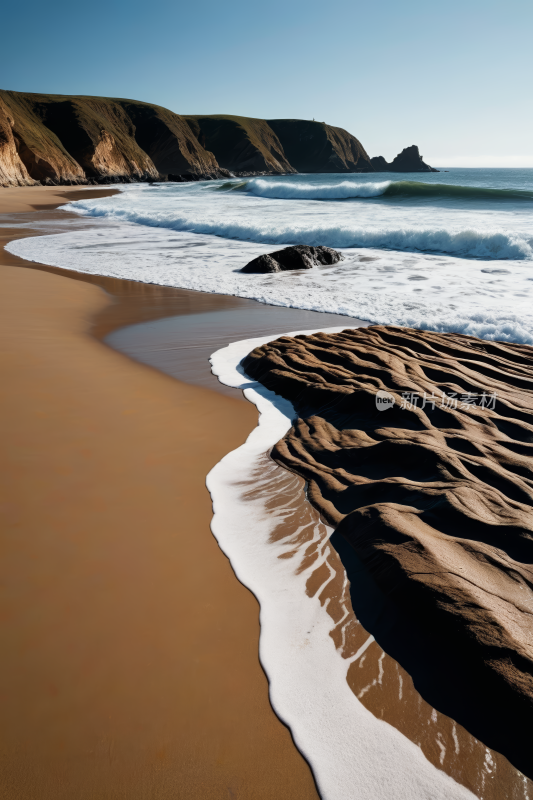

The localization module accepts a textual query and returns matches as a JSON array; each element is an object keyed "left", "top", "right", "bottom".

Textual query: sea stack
[{"left": 371, "top": 145, "right": 438, "bottom": 172}]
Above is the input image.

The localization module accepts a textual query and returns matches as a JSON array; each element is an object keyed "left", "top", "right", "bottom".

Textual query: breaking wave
[
  {"left": 69, "top": 199, "right": 533, "bottom": 260},
  {"left": 228, "top": 178, "right": 533, "bottom": 202}
]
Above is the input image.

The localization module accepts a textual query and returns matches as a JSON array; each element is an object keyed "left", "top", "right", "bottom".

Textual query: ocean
[{"left": 6, "top": 168, "right": 533, "bottom": 343}]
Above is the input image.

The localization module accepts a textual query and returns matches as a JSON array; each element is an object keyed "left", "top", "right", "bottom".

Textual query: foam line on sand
[{"left": 207, "top": 326, "right": 476, "bottom": 800}]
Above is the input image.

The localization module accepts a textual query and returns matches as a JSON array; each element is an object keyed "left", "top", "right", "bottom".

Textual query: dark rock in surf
[
  {"left": 241, "top": 244, "right": 343, "bottom": 274},
  {"left": 371, "top": 145, "right": 438, "bottom": 172},
  {"left": 369, "top": 155, "right": 390, "bottom": 171}
]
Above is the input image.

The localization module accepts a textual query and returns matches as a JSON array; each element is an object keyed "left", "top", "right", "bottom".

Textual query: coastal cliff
[
  {"left": 184, "top": 115, "right": 295, "bottom": 175},
  {"left": 243, "top": 326, "right": 533, "bottom": 778},
  {"left": 120, "top": 101, "right": 220, "bottom": 178},
  {"left": 268, "top": 119, "right": 373, "bottom": 173},
  {"left": 0, "top": 93, "right": 85, "bottom": 185},
  {"left": 183, "top": 116, "right": 373, "bottom": 174},
  {"left": 0, "top": 98, "right": 34, "bottom": 187},
  {"left": 0, "top": 91, "right": 223, "bottom": 186},
  {"left": 0, "top": 91, "right": 378, "bottom": 186},
  {"left": 1, "top": 91, "right": 439, "bottom": 186}
]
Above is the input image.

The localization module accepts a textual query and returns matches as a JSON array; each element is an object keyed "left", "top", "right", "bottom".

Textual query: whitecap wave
[
  {"left": 7, "top": 225, "right": 533, "bottom": 345},
  {"left": 242, "top": 178, "right": 533, "bottom": 202},
  {"left": 63, "top": 198, "right": 533, "bottom": 261},
  {"left": 245, "top": 177, "right": 392, "bottom": 199}
]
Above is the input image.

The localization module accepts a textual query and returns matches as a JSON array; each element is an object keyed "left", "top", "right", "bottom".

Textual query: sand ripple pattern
[{"left": 243, "top": 325, "right": 533, "bottom": 782}]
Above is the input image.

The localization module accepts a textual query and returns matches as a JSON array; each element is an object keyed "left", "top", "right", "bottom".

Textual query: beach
[
  {"left": 3, "top": 179, "right": 533, "bottom": 798},
  {"left": 2, "top": 0, "right": 531, "bottom": 790},
  {"left": 0, "top": 187, "right": 322, "bottom": 799}
]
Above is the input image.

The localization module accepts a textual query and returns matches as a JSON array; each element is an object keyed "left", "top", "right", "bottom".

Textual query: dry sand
[
  {"left": 0, "top": 185, "right": 121, "bottom": 213},
  {"left": 0, "top": 187, "right": 319, "bottom": 799}
]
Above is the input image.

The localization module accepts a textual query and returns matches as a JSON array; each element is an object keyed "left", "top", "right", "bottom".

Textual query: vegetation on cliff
[
  {"left": 184, "top": 115, "right": 295, "bottom": 174},
  {"left": 0, "top": 91, "right": 381, "bottom": 187},
  {"left": 268, "top": 119, "right": 373, "bottom": 173},
  {"left": 0, "top": 91, "right": 222, "bottom": 186},
  {"left": 1, "top": 90, "right": 434, "bottom": 186}
]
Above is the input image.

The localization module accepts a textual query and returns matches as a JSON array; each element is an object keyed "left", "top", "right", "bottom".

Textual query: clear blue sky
[{"left": 2, "top": 0, "right": 532, "bottom": 166}]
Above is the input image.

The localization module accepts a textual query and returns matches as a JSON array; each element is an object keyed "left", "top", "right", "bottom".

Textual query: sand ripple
[{"left": 243, "top": 325, "right": 533, "bottom": 784}]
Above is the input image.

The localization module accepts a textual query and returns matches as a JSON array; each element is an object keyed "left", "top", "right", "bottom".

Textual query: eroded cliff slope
[
  {"left": 184, "top": 115, "right": 295, "bottom": 174},
  {"left": 0, "top": 90, "right": 377, "bottom": 186},
  {"left": 0, "top": 98, "right": 34, "bottom": 187},
  {"left": 183, "top": 115, "right": 374, "bottom": 175},
  {"left": 0, "top": 93, "right": 85, "bottom": 185},
  {"left": 268, "top": 119, "right": 373, "bottom": 173},
  {"left": 0, "top": 91, "right": 222, "bottom": 186}
]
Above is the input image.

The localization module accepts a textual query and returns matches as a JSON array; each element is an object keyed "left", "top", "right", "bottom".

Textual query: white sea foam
[
  {"left": 6, "top": 173, "right": 533, "bottom": 344},
  {"left": 59, "top": 195, "right": 533, "bottom": 260},
  {"left": 245, "top": 177, "right": 392, "bottom": 199},
  {"left": 207, "top": 328, "right": 476, "bottom": 799},
  {"left": 7, "top": 223, "right": 533, "bottom": 344}
]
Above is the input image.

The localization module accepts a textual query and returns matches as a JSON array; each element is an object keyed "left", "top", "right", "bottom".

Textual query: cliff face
[
  {"left": 0, "top": 91, "right": 377, "bottom": 186},
  {"left": 0, "top": 92, "right": 87, "bottom": 185},
  {"left": 35, "top": 96, "right": 159, "bottom": 181},
  {"left": 268, "top": 119, "right": 373, "bottom": 173},
  {"left": 0, "top": 91, "right": 223, "bottom": 186},
  {"left": 121, "top": 101, "right": 220, "bottom": 177},
  {"left": 0, "top": 97, "right": 35, "bottom": 187},
  {"left": 371, "top": 145, "right": 438, "bottom": 172},
  {"left": 184, "top": 115, "right": 295, "bottom": 174}
]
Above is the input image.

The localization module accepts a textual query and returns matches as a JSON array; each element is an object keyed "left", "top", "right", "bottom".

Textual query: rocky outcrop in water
[
  {"left": 242, "top": 325, "right": 533, "bottom": 778},
  {"left": 369, "top": 155, "right": 389, "bottom": 171},
  {"left": 241, "top": 245, "right": 343, "bottom": 273},
  {"left": 268, "top": 119, "right": 373, "bottom": 173},
  {"left": 371, "top": 145, "right": 438, "bottom": 172}
]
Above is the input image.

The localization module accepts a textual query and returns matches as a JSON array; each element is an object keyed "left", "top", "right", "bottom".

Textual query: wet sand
[
  {"left": 105, "top": 301, "right": 366, "bottom": 398},
  {"left": 0, "top": 186, "right": 332, "bottom": 799}
]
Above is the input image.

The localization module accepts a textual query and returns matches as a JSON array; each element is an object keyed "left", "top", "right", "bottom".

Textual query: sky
[{"left": 1, "top": 0, "right": 532, "bottom": 167}]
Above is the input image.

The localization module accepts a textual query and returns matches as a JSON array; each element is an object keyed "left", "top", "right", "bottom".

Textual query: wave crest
[
  {"left": 245, "top": 178, "right": 392, "bottom": 199},
  {"left": 67, "top": 199, "right": 533, "bottom": 260},
  {"left": 238, "top": 178, "right": 533, "bottom": 202}
]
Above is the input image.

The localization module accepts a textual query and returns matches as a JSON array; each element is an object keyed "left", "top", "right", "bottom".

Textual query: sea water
[{"left": 6, "top": 168, "right": 533, "bottom": 343}]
